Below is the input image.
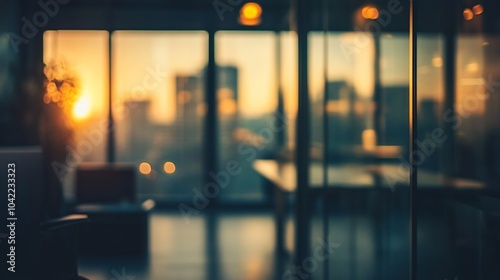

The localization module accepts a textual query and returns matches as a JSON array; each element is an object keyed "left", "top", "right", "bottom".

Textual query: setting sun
[{"left": 73, "top": 95, "right": 91, "bottom": 120}]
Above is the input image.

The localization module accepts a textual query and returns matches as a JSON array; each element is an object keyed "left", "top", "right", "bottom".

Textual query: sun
[{"left": 73, "top": 95, "right": 91, "bottom": 120}]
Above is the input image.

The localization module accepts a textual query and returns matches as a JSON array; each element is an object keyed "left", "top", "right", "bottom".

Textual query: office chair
[{"left": 0, "top": 147, "right": 89, "bottom": 280}]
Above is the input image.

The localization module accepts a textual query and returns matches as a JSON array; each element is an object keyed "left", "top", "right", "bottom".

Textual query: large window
[
  {"left": 112, "top": 31, "right": 208, "bottom": 201},
  {"left": 43, "top": 31, "right": 208, "bottom": 201},
  {"left": 216, "top": 31, "right": 276, "bottom": 202},
  {"left": 215, "top": 31, "right": 296, "bottom": 203},
  {"left": 43, "top": 30, "right": 109, "bottom": 199},
  {"left": 43, "top": 30, "right": 296, "bottom": 203}
]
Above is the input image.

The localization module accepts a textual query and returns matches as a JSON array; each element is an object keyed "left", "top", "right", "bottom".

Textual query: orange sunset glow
[{"left": 72, "top": 95, "right": 91, "bottom": 120}]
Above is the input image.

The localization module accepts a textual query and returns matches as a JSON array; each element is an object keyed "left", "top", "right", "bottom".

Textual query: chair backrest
[
  {"left": 0, "top": 147, "right": 43, "bottom": 280},
  {"left": 75, "top": 163, "right": 136, "bottom": 204}
]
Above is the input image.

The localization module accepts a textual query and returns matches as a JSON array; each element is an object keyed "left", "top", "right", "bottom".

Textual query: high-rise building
[
  {"left": 216, "top": 65, "right": 239, "bottom": 164},
  {"left": 325, "top": 80, "right": 364, "bottom": 157},
  {"left": 175, "top": 74, "right": 204, "bottom": 149},
  {"left": 172, "top": 74, "right": 204, "bottom": 190},
  {"left": 122, "top": 100, "right": 152, "bottom": 162}
]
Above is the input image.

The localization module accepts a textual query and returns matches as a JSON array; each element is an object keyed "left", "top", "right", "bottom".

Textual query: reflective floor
[
  {"left": 77, "top": 207, "right": 410, "bottom": 280},
  {"left": 78, "top": 210, "right": 276, "bottom": 280}
]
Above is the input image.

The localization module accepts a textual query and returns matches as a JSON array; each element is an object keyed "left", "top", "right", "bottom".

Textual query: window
[
  {"left": 215, "top": 31, "right": 279, "bottom": 203},
  {"left": 112, "top": 31, "right": 208, "bottom": 200},
  {"left": 43, "top": 30, "right": 109, "bottom": 199}
]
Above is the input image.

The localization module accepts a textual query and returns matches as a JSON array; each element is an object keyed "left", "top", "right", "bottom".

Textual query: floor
[
  {"left": 78, "top": 210, "right": 277, "bottom": 280},
  {"left": 76, "top": 196, "right": 495, "bottom": 280},
  {"left": 76, "top": 207, "right": 409, "bottom": 280}
]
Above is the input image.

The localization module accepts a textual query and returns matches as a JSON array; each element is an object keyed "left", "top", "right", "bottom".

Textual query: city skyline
[{"left": 43, "top": 30, "right": 425, "bottom": 126}]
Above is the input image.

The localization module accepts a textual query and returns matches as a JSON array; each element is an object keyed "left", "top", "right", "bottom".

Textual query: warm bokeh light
[
  {"left": 239, "top": 2, "right": 262, "bottom": 26},
  {"left": 139, "top": 162, "right": 152, "bottom": 175},
  {"left": 219, "top": 99, "right": 237, "bottom": 115},
  {"left": 43, "top": 93, "right": 51, "bottom": 104},
  {"left": 163, "top": 162, "right": 176, "bottom": 174},
  {"left": 361, "top": 6, "right": 371, "bottom": 18},
  {"left": 466, "top": 62, "right": 479, "bottom": 73},
  {"left": 463, "top": 8, "right": 474, "bottom": 20},
  {"left": 362, "top": 129, "right": 377, "bottom": 151},
  {"left": 72, "top": 95, "right": 91, "bottom": 120},
  {"left": 218, "top": 87, "right": 234, "bottom": 99},
  {"left": 44, "top": 31, "right": 108, "bottom": 119},
  {"left": 326, "top": 100, "right": 349, "bottom": 115},
  {"left": 241, "top": 2, "right": 262, "bottom": 20},
  {"left": 362, "top": 6, "right": 379, "bottom": 20},
  {"left": 432, "top": 56, "right": 443, "bottom": 68},
  {"left": 472, "top": 4, "right": 483, "bottom": 15}
]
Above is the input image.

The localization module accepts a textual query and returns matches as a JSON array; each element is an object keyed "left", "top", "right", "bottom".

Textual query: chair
[
  {"left": 0, "top": 147, "right": 89, "bottom": 280},
  {"left": 75, "top": 163, "right": 136, "bottom": 204}
]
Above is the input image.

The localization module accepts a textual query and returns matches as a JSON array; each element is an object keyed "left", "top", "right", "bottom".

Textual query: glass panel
[
  {"left": 323, "top": 3, "right": 411, "bottom": 280},
  {"left": 325, "top": 31, "right": 377, "bottom": 162},
  {"left": 416, "top": 2, "right": 500, "bottom": 279},
  {"left": 112, "top": 31, "right": 207, "bottom": 201},
  {"left": 43, "top": 30, "right": 109, "bottom": 199},
  {"left": 416, "top": 34, "right": 444, "bottom": 171},
  {"left": 215, "top": 31, "right": 280, "bottom": 203}
]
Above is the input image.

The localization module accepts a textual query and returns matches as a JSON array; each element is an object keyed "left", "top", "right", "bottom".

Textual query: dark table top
[
  {"left": 253, "top": 160, "right": 485, "bottom": 193},
  {"left": 73, "top": 199, "right": 156, "bottom": 213}
]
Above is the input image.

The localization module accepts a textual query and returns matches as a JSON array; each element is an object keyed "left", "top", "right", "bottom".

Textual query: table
[
  {"left": 253, "top": 160, "right": 484, "bottom": 193},
  {"left": 73, "top": 200, "right": 155, "bottom": 255},
  {"left": 253, "top": 160, "right": 485, "bottom": 278}
]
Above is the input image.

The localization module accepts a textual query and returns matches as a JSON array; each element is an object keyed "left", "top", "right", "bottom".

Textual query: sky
[
  {"left": 44, "top": 30, "right": 284, "bottom": 123},
  {"left": 43, "top": 30, "right": 109, "bottom": 118},
  {"left": 43, "top": 29, "right": 456, "bottom": 125}
]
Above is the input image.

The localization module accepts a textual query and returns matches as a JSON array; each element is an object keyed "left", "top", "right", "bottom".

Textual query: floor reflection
[
  {"left": 78, "top": 210, "right": 276, "bottom": 280},
  {"left": 77, "top": 207, "right": 411, "bottom": 280}
]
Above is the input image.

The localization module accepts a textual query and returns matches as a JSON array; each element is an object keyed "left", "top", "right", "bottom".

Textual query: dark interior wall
[
  {"left": 44, "top": 0, "right": 290, "bottom": 31},
  {"left": 0, "top": 1, "right": 22, "bottom": 145},
  {"left": 0, "top": 0, "right": 44, "bottom": 146}
]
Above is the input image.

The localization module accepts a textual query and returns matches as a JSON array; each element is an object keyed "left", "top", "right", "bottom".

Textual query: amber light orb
[
  {"left": 139, "top": 162, "right": 152, "bottom": 175},
  {"left": 239, "top": 2, "right": 262, "bottom": 26},
  {"left": 163, "top": 162, "right": 176, "bottom": 174}
]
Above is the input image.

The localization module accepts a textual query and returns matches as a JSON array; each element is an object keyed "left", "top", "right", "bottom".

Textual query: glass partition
[
  {"left": 416, "top": 2, "right": 500, "bottom": 278},
  {"left": 316, "top": 1, "right": 411, "bottom": 279},
  {"left": 215, "top": 31, "right": 280, "bottom": 203}
]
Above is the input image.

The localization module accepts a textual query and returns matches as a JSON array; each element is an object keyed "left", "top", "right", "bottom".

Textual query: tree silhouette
[{"left": 40, "top": 59, "right": 81, "bottom": 218}]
